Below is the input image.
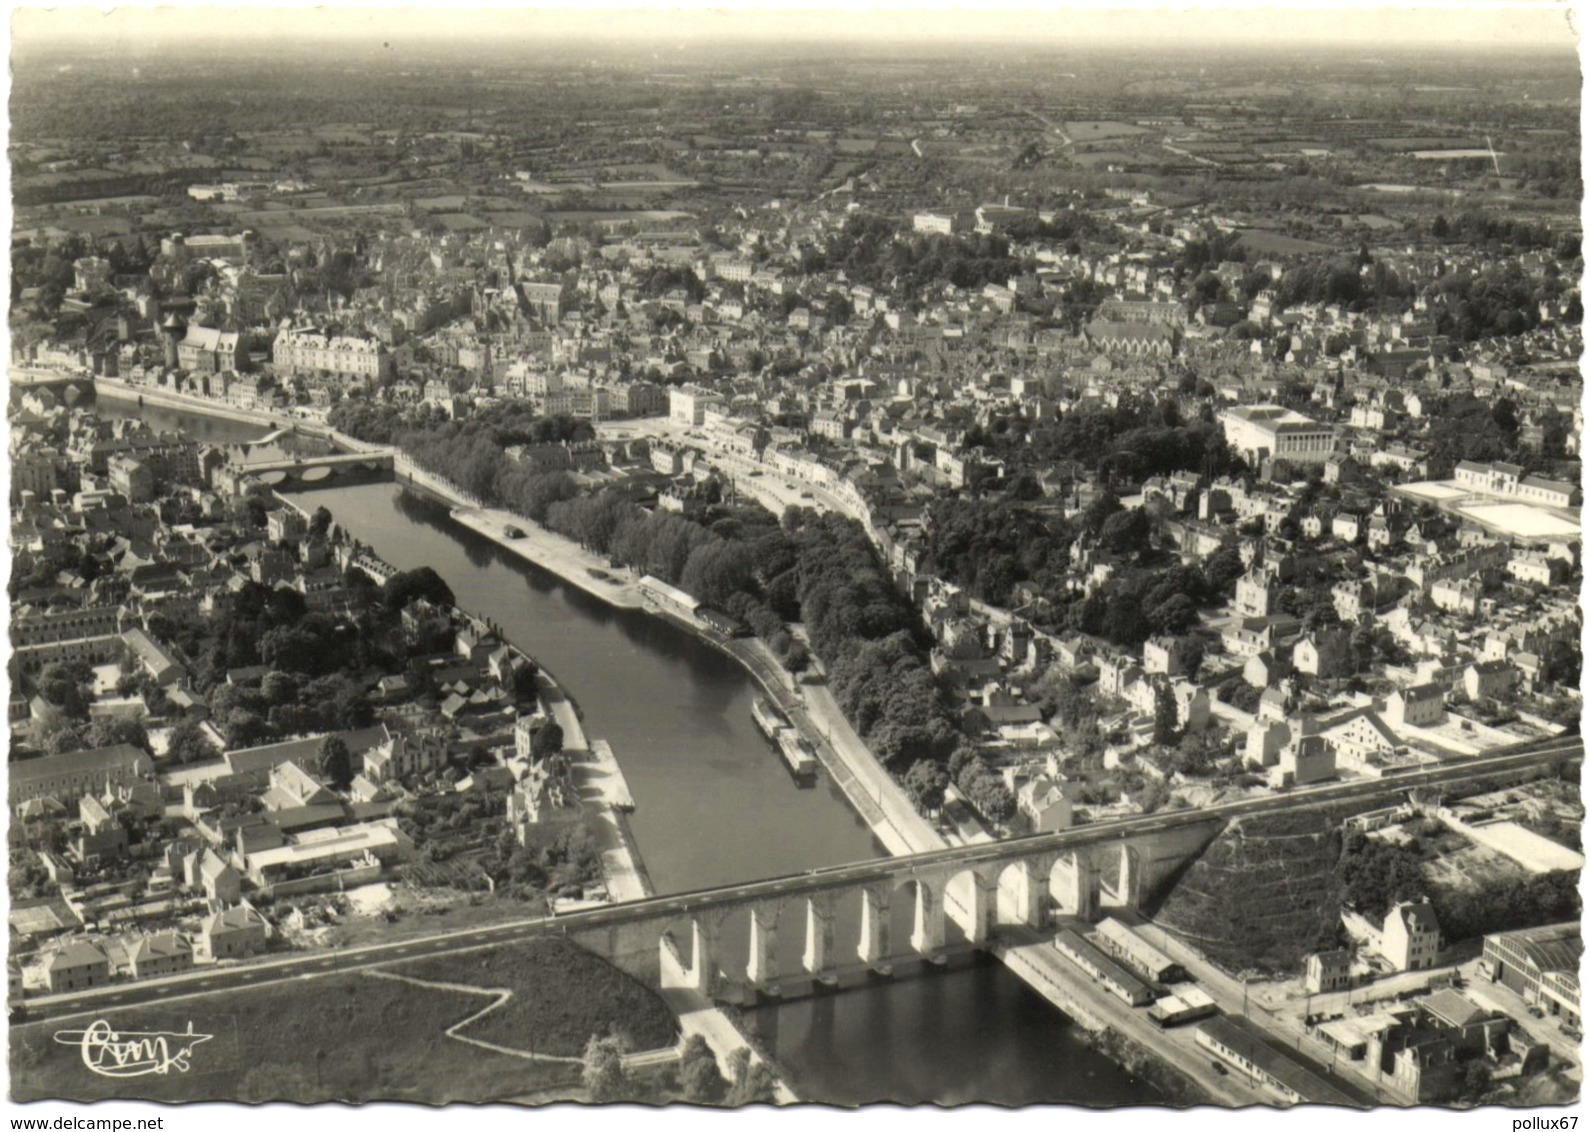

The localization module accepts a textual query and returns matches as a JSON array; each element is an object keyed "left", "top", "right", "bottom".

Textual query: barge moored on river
[{"left": 753, "top": 697, "right": 817, "bottom": 778}]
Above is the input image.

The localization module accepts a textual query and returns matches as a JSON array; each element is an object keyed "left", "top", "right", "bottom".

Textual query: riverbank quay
[
  {"left": 270, "top": 496, "right": 652, "bottom": 912},
  {"left": 534, "top": 672, "right": 650, "bottom": 906},
  {"left": 273, "top": 498, "right": 791, "bottom": 1096},
  {"left": 445, "top": 502, "right": 644, "bottom": 610},
  {"left": 94, "top": 376, "right": 320, "bottom": 433},
  {"left": 636, "top": 591, "right": 933, "bottom": 856}
]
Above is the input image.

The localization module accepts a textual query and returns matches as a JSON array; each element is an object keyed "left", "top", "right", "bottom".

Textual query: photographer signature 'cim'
[{"left": 53, "top": 1020, "right": 214, "bottom": 1078}]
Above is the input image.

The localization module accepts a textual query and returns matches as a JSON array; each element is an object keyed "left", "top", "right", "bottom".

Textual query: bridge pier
[
  {"left": 1101, "top": 845, "right": 1142, "bottom": 911},
  {"left": 910, "top": 882, "right": 946, "bottom": 957},
  {"left": 746, "top": 904, "right": 780, "bottom": 991},
  {"left": 1004, "top": 858, "right": 1051, "bottom": 929},
  {"left": 857, "top": 887, "right": 891, "bottom": 973},
  {"left": 955, "top": 871, "right": 995, "bottom": 945},
  {"left": 803, "top": 894, "right": 837, "bottom": 983},
  {"left": 1054, "top": 852, "right": 1099, "bottom": 921},
  {"left": 690, "top": 916, "right": 720, "bottom": 996}
]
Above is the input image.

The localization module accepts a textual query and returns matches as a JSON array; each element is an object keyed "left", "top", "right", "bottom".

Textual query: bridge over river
[
  {"left": 567, "top": 735, "right": 1581, "bottom": 1002},
  {"left": 28, "top": 734, "right": 1578, "bottom": 1026},
  {"left": 229, "top": 448, "right": 396, "bottom": 488}
]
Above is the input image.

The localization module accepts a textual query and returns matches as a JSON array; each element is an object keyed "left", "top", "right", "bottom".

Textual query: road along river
[{"left": 113, "top": 400, "right": 1159, "bottom": 1105}]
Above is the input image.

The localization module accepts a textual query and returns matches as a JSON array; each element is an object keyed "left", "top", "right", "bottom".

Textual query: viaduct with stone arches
[
  {"left": 569, "top": 737, "right": 1580, "bottom": 1004},
  {"left": 643, "top": 818, "right": 1218, "bottom": 1002}
]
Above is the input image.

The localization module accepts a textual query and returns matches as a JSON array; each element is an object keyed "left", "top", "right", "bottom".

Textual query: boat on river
[
  {"left": 776, "top": 728, "right": 818, "bottom": 778},
  {"left": 753, "top": 698, "right": 816, "bottom": 778},
  {"left": 751, "top": 696, "right": 786, "bottom": 739}
]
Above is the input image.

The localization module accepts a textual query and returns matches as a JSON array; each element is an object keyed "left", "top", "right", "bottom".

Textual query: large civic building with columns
[{"left": 1218, "top": 404, "right": 1338, "bottom": 466}]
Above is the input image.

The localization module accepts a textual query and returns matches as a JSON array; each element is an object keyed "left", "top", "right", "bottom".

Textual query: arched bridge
[
  {"left": 20, "top": 737, "right": 1578, "bottom": 1023},
  {"left": 567, "top": 735, "right": 1580, "bottom": 1002},
  {"left": 237, "top": 450, "right": 396, "bottom": 487},
  {"left": 241, "top": 450, "right": 395, "bottom": 476}
]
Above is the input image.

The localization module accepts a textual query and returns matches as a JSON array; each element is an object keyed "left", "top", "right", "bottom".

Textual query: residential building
[
  {"left": 1304, "top": 949, "right": 1353, "bottom": 994},
  {"left": 198, "top": 905, "right": 269, "bottom": 960},
  {"left": 1384, "top": 685, "right": 1445, "bottom": 729},
  {"left": 45, "top": 941, "right": 111, "bottom": 993},
  {"left": 177, "top": 325, "right": 246, "bottom": 374},
  {"left": 912, "top": 211, "right": 970, "bottom": 236},
  {"left": 669, "top": 384, "right": 726, "bottom": 427},
  {"left": 122, "top": 627, "right": 188, "bottom": 687},
  {"left": 127, "top": 932, "right": 195, "bottom": 979},
  {"left": 1383, "top": 900, "right": 1442, "bottom": 972},
  {"left": 273, "top": 327, "right": 393, "bottom": 387},
  {"left": 10, "top": 744, "right": 154, "bottom": 810},
  {"left": 1016, "top": 774, "right": 1080, "bottom": 833},
  {"left": 106, "top": 455, "right": 154, "bottom": 503}
]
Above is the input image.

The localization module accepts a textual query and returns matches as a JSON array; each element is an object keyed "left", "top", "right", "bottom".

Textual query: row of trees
[
  {"left": 923, "top": 470, "right": 1247, "bottom": 645},
  {"left": 1429, "top": 212, "right": 1576, "bottom": 255},
  {"left": 327, "top": 400, "right": 452, "bottom": 445},
  {"left": 1426, "top": 262, "right": 1571, "bottom": 343},
  {"left": 542, "top": 485, "right": 962, "bottom": 772},
  {"left": 386, "top": 405, "right": 975, "bottom": 784},
  {"left": 398, "top": 409, "right": 595, "bottom": 512},
  {"left": 584, "top": 1033, "right": 777, "bottom": 1105},
  {"left": 787, "top": 512, "right": 960, "bottom": 771},
  {"left": 1268, "top": 254, "right": 1417, "bottom": 312}
]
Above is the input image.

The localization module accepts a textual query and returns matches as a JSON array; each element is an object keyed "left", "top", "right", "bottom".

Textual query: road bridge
[
  {"left": 238, "top": 450, "right": 395, "bottom": 476},
  {"left": 231, "top": 449, "right": 396, "bottom": 488}
]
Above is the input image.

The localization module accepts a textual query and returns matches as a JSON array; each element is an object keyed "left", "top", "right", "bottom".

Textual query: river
[{"left": 113, "top": 399, "right": 1159, "bottom": 1106}]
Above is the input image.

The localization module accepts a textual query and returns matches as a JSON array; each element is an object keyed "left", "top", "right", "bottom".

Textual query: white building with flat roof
[
  {"left": 1219, "top": 404, "right": 1337, "bottom": 465},
  {"left": 669, "top": 384, "right": 726, "bottom": 427},
  {"left": 244, "top": 819, "right": 412, "bottom": 888}
]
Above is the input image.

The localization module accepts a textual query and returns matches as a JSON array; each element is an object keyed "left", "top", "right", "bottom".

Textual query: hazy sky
[{"left": 10, "top": 2, "right": 1581, "bottom": 51}]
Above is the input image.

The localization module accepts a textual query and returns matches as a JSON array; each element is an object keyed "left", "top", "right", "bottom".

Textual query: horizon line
[{"left": 10, "top": 3, "right": 1580, "bottom": 51}]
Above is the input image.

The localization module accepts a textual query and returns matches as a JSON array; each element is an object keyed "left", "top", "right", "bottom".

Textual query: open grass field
[
  {"left": 1064, "top": 120, "right": 1148, "bottom": 141},
  {"left": 1234, "top": 229, "right": 1336, "bottom": 255},
  {"left": 398, "top": 937, "right": 676, "bottom": 1057},
  {"left": 10, "top": 938, "right": 674, "bottom": 1104},
  {"left": 12, "top": 973, "right": 566, "bottom": 1103}
]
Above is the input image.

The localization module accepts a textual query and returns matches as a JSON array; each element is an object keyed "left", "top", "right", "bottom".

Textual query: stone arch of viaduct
[{"left": 573, "top": 820, "right": 1220, "bottom": 999}]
